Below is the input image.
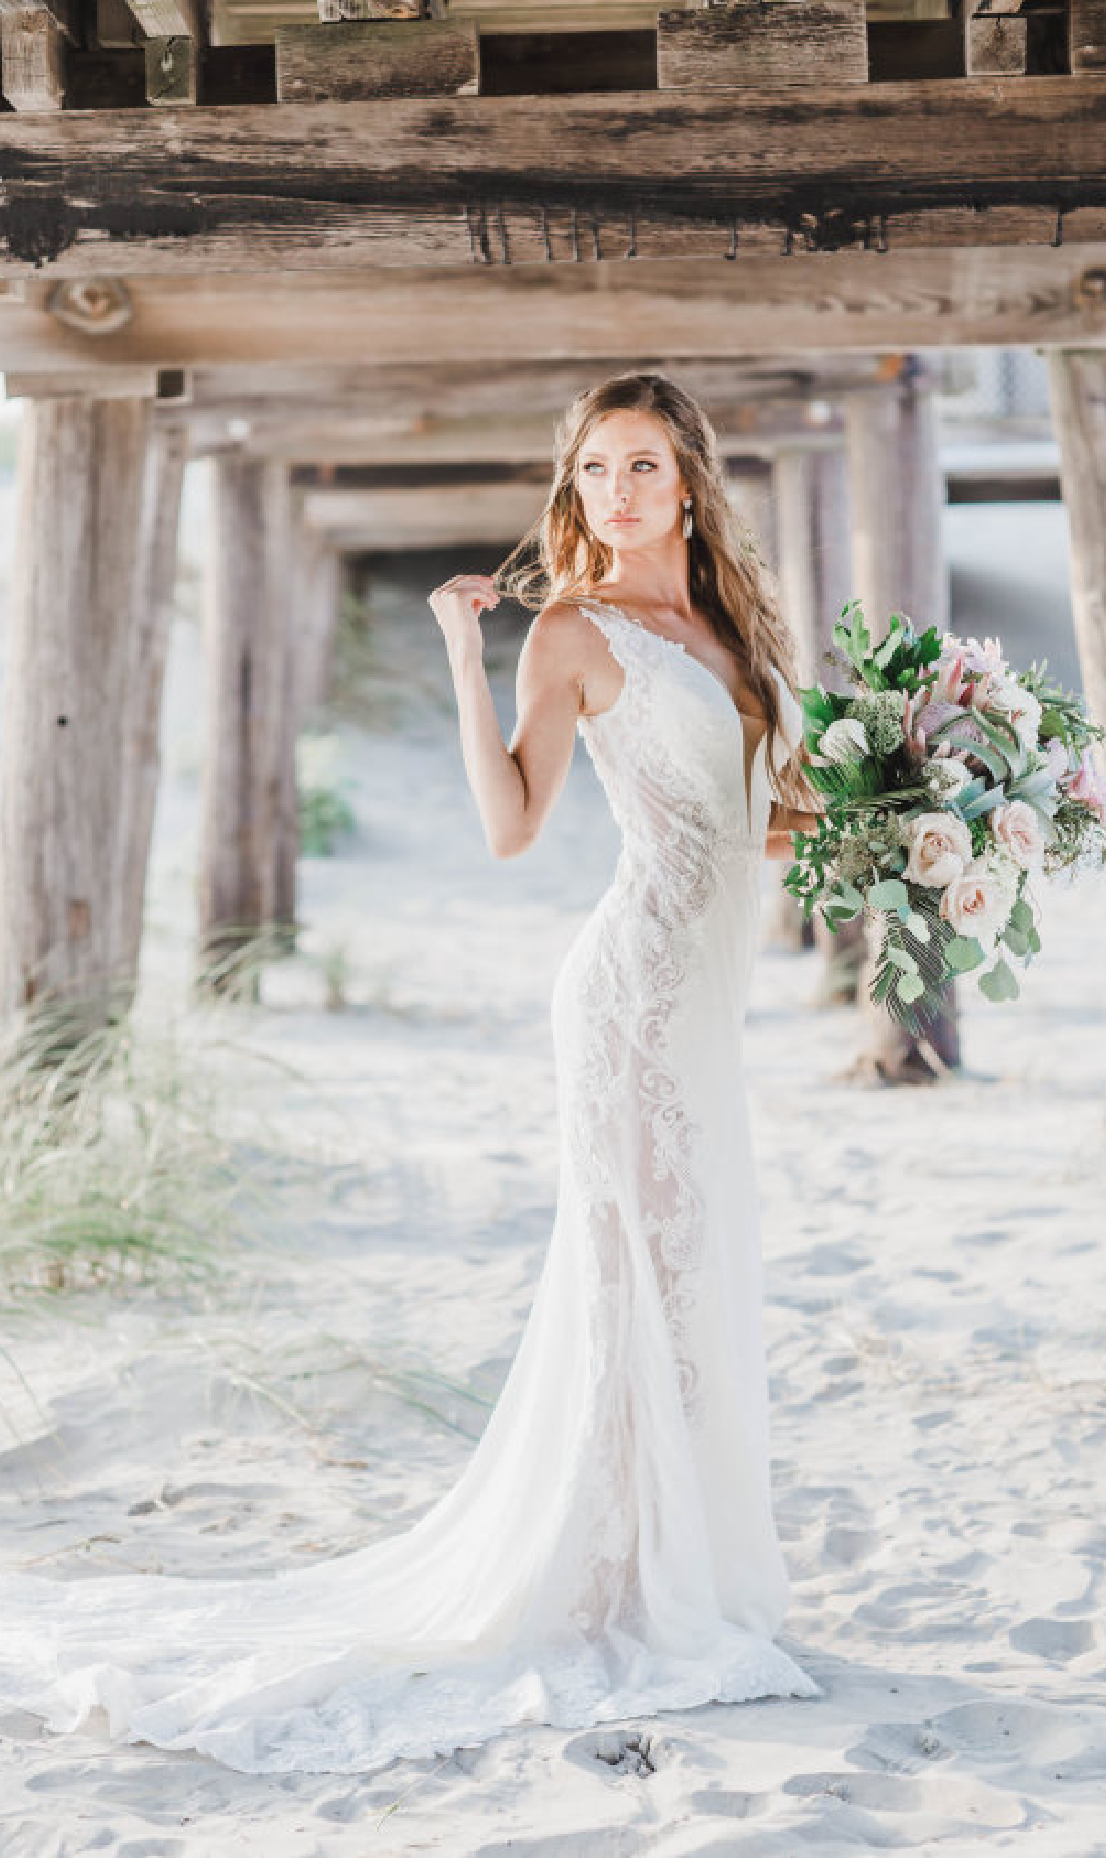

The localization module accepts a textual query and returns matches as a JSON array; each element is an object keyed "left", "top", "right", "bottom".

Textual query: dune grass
[{"left": 0, "top": 1007, "right": 281, "bottom": 1298}]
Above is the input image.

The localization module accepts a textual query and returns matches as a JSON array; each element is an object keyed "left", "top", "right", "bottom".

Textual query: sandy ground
[{"left": 0, "top": 482, "right": 1105, "bottom": 1854}]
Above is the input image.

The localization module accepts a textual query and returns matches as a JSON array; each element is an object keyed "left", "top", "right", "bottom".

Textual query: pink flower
[
  {"left": 991, "top": 800, "right": 1045, "bottom": 869},
  {"left": 903, "top": 812, "right": 974, "bottom": 887},
  {"left": 1066, "top": 749, "right": 1106, "bottom": 824},
  {"left": 934, "top": 652, "right": 967, "bottom": 705},
  {"left": 960, "top": 635, "right": 1008, "bottom": 679},
  {"left": 939, "top": 857, "right": 1016, "bottom": 948},
  {"left": 1043, "top": 737, "right": 1070, "bottom": 781}
]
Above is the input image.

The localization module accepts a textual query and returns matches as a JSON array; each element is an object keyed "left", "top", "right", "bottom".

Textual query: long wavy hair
[{"left": 494, "top": 371, "right": 813, "bottom": 811}]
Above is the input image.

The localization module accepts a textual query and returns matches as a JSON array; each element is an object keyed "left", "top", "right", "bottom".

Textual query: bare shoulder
[{"left": 519, "top": 598, "right": 605, "bottom": 679}]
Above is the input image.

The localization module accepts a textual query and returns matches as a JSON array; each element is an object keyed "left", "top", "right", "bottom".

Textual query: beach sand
[{"left": 1, "top": 519, "right": 1104, "bottom": 1855}]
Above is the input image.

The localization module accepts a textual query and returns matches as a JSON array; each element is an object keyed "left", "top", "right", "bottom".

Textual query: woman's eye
[
  {"left": 631, "top": 460, "right": 656, "bottom": 472},
  {"left": 581, "top": 462, "right": 604, "bottom": 475}
]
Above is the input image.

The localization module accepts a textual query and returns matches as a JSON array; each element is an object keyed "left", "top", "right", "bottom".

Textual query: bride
[{"left": 0, "top": 371, "right": 823, "bottom": 1773}]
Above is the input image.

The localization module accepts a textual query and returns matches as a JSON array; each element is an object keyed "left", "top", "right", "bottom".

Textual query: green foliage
[
  {"left": 296, "top": 731, "right": 357, "bottom": 857},
  {"left": 832, "top": 601, "right": 941, "bottom": 694}
]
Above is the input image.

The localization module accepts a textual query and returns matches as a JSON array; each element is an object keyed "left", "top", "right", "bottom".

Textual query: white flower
[
  {"left": 939, "top": 854, "right": 1017, "bottom": 948},
  {"left": 819, "top": 717, "right": 869, "bottom": 764},
  {"left": 990, "top": 799, "right": 1045, "bottom": 870},
  {"left": 985, "top": 677, "right": 1042, "bottom": 749},
  {"left": 903, "top": 812, "right": 974, "bottom": 887},
  {"left": 921, "top": 756, "right": 972, "bottom": 801}
]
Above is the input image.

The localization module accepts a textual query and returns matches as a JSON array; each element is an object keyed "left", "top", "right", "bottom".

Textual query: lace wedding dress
[{"left": 0, "top": 599, "right": 819, "bottom": 1773}]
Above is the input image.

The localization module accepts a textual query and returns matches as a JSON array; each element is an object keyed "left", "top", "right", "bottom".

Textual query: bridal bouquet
[{"left": 783, "top": 602, "right": 1106, "bottom": 1031}]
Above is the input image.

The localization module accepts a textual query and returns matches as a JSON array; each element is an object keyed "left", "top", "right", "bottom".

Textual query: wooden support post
[
  {"left": 729, "top": 468, "right": 777, "bottom": 576},
  {"left": 292, "top": 501, "right": 342, "bottom": 721},
  {"left": 113, "top": 424, "right": 188, "bottom": 991},
  {"left": 1, "top": 9, "right": 64, "bottom": 110},
  {"left": 1069, "top": 0, "right": 1106, "bottom": 71},
  {"left": 845, "top": 362, "right": 959, "bottom": 1082},
  {"left": 657, "top": 0, "right": 867, "bottom": 88},
  {"left": 198, "top": 456, "right": 297, "bottom": 995},
  {"left": 146, "top": 35, "right": 199, "bottom": 104},
  {"left": 768, "top": 447, "right": 818, "bottom": 952},
  {"left": 0, "top": 397, "right": 153, "bottom": 1049},
  {"left": 276, "top": 20, "right": 477, "bottom": 101},
  {"left": 965, "top": 12, "right": 1028, "bottom": 75},
  {"left": 1047, "top": 350, "right": 1106, "bottom": 753}
]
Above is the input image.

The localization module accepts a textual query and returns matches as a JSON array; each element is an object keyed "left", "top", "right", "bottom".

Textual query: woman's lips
[{"left": 606, "top": 514, "right": 639, "bottom": 525}]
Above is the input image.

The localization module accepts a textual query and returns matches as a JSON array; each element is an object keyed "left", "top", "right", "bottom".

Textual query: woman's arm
[
  {"left": 764, "top": 800, "right": 821, "bottom": 861},
  {"left": 428, "top": 576, "right": 590, "bottom": 860}
]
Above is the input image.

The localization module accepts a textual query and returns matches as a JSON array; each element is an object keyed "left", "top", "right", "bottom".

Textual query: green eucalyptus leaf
[
  {"left": 896, "top": 971, "right": 926, "bottom": 1004},
  {"left": 978, "top": 958, "right": 1020, "bottom": 1003},
  {"left": 867, "top": 878, "right": 910, "bottom": 911},
  {"left": 945, "top": 935, "right": 987, "bottom": 972}
]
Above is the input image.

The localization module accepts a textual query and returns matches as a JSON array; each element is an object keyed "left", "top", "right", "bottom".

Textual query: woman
[{"left": 0, "top": 373, "right": 822, "bottom": 1773}]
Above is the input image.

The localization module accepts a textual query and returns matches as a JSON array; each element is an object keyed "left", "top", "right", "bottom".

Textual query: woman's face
[{"left": 574, "top": 409, "right": 686, "bottom": 552}]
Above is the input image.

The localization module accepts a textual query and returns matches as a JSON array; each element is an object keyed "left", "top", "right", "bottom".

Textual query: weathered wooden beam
[
  {"left": 114, "top": 422, "right": 188, "bottom": 990},
  {"left": 198, "top": 456, "right": 298, "bottom": 991},
  {"left": 146, "top": 34, "right": 199, "bottom": 102},
  {"left": 657, "top": 0, "right": 867, "bottom": 89},
  {"left": 316, "top": 0, "right": 421, "bottom": 19},
  {"left": 1070, "top": 0, "right": 1106, "bottom": 71},
  {"left": 5, "top": 252, "right": 1106, "bottom": 374},
  {"left": 2, "top": 80, "right": 1106, "bottom": 276},
  {"left": 1, "top": 9, "right": 65, "bottom": 110},
  {"left": 275, "top": 19, "right": 476, "bottom": 101},
  {"left": 0, "top": 398, "right": 154, "bottom": 1041},
  {"left": 123, "top": 0, "right": 201, "bottom": 37},
  {"left": 1048, "top": 349, "right": 1106, "bottom": 749},
  {"left": 965, "top": 12, "right": 1027, "bottom": 75},
  {"left": 302, "top": 479, "right": 545, "bottom": 546}
]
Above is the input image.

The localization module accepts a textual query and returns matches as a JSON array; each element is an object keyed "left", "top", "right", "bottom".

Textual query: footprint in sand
[{"left": 1009, "top": 1615, "right": 1099, "bottom": 1661}]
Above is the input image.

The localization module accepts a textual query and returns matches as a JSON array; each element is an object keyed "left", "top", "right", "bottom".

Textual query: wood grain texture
[
  {"left": 275, "top": 19, "right": 476, "bottom": 102},
  {"left": 198, "top": 456, "right": 297, "bottom": 990},
  {"left": 4, "top": 250, "right": 1106, "bottom": 370},
  {"left": 658, "top": 0, "right": 867, "bottom": 89},
  {"left": 1070, "top": 0, "right": 1106, "bottom": 72},
  {"left": 123, "top": 0, "right": 201, "bottom": 37},
  {"left": 1048, "top": 349, "right": 1106, "bottom": 748},
  {"left": 966, "top": 14, "right": 1026, "bottom": 76},
  {"left": 1, "top": 9, "right": 64, "bottom": 111},
  {"left": 1, "top": 79, "right": 1106, "bottom": 275},
  {"left": 0, "top": 397, "right": 152, "bottom": 1035}
]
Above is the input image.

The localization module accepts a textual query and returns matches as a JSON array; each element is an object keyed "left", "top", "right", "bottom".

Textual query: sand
[{"left": 0, "top": 516, "right": 1104, "bottom": 1856}]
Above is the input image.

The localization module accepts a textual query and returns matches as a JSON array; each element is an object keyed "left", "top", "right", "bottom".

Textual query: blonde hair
[{"left": 494, "top": 371, "right": 812, "bottom": 810}]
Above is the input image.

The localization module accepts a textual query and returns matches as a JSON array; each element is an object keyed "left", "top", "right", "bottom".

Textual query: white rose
[
  {"left": 938, "top": 855, "right": 1016, "bottom": 948},
  {"left": 819, "top": 717, "right": 869, "bottom": 764},
  {"left": 922, "top": 756, "right": 972, "bottom": 800},
  {"left": 903, "top": 811, "right": 974, "bottom": 887},
  {"left": 986, "top": 677, "right": 1042, "bottom": 748},
  {"left": 990, "top": 799, "right": 1045, "bottom": 870}
]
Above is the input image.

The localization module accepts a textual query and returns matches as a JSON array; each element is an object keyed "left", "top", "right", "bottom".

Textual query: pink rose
[
  {"left": 939, "top": 858, "right": 1015, "bottom": 948},
  {"left": 990, "top": 800, "right": 1044, "bottom": 869},
  {"left": 1067, "top": 749, "right": 1106, "bottom": 824},
  {"left": 903, "top": 812, "right": 973, "bottom": 887}
]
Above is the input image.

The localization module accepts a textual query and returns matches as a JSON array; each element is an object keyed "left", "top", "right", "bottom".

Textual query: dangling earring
[{"left": 682, "top": 497, "right": 694, "bottom": 540}]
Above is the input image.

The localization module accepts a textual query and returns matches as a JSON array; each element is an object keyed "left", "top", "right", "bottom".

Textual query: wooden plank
[
  {"left": 146, "top": 33, "right": 199, "bottom": 100},
  {"left": 1070, "top": 0, "right": 1106, "bottom": 72},
  {"left": 1047, "top": 350, "right": 1106, "bottom": 756},
  {"left": 5, "top": 250, "right": 1106, "bottom": 370},
  {"left": 0, "top": 0, "right": 77, "bottom": 39},
  {"left": 1, "top": 9, "right": 64, "bottom": 110},
  {"left": 275, "top": 20, "right": 476, "bottom": 102},
  {"left": 2, "top": 79, "right": 1106, "bottom": 277},
  {"left": 965, "top": 13, "right": 1027, "bottom": 75},
  {"left": 5, "top": 366, "right": 161, "bottom": 395},
  {"left": 0, "top": 397, "right": 153, "bottom": 1038},
  {"left": 123, "top": 0, "right": 201, "bottom": 37},
  {"left": 302, "top": 479, "right": 545, "bottom": 546},
  {"left": 315, "top": 0, "right": 421, "bottom": 19},
  {"left": 658, "top": 1, "right": 867, "bottom": 89}
]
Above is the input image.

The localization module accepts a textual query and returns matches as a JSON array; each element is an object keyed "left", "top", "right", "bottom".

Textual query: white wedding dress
[{"left": 0, "top": 599, "right": 819, "bottom": 1773}]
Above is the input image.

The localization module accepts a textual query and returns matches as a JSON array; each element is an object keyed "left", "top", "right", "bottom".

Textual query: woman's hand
[{"left": 428, "top": 574, "right": 500, "bottom": 660}]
